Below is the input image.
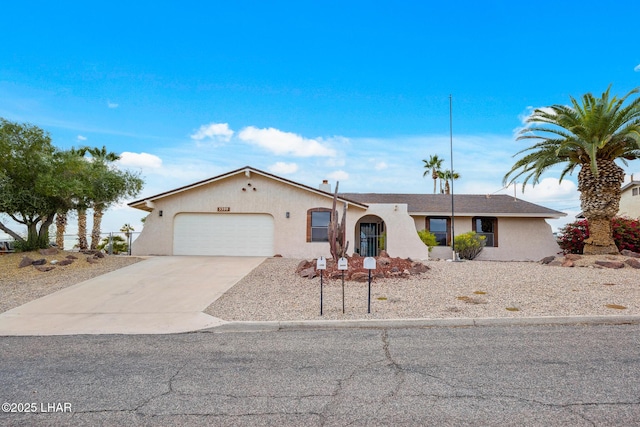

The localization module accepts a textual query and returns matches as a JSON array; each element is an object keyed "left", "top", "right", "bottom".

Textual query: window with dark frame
[
  {"left": 633, "top": 187, "right": 639, "bottom": 196},
  {"left": 473, "top": 217, "right": 498, "bottom": 247},
  {"left": 310, "top": 210, "right": 331, "bottom": 242},
  {"left": 427, "top": 217, "right": 450, "bottom": 246}
]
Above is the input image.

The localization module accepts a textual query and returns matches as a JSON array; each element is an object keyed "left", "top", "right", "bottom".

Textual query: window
[
  {"left": 633, "top": 187, "right": 639, "bottom": 196},
  {"left": 427, "top": 217, "right": 450, "bottom": 246},
  {"left": 473, "top": 217, "right": 498, "bottom": 247},
  {"left": 307, "top": 209, "right": 331, "bottom": 242}
]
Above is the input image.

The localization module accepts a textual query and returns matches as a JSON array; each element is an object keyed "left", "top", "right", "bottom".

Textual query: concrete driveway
[{"left": 0, "top": 256, "right": 266, "bottom": 336}]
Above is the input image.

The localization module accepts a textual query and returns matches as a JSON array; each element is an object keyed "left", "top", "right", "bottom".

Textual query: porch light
[
  {"left": 286, "top": 212, "right": 290, "bottom": 218},
  {"left": 159, "top": 210, "right": 163, "bottom": 217}
]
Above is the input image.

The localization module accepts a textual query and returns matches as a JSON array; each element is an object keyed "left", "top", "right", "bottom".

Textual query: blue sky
[{"left": 2, "top": 0, "right": 640, "bottom": 238}]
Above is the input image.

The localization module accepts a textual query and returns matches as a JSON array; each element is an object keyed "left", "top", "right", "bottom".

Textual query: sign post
[
  {"left": 316, "top": 257, "right": 327, "bottom": 316},
  {"left": 338, "top": 257, "right": 348, "bottom": 313},
  {"left": 363, "top": 257, "right": 376, "bottom": 314}
]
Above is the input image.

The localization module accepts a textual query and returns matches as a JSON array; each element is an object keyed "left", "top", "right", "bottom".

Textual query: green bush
[
  {"left": 453, "top": 231, "right": 486, "bottom": 260},
  {"left": 417, "top": 229, "right": 438, "bottom": 252}
]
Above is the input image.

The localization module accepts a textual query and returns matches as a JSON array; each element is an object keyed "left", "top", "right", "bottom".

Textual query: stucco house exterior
[
  {"left": 128, "top": 166, "right": 565, "bottom": 261},
  {"left": 618, "top": 179, "right": 640, "bottom": 218}
]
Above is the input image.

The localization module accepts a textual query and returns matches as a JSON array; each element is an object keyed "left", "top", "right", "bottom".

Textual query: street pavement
[{"left": 1, "top": 323, "right": 639, "bottom": 426}]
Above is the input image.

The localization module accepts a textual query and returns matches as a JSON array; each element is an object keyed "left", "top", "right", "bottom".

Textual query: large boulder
[
  {"left": 594, "top": 260, "right": 625, "bottom": 269},
  {"left": 299, "top": 267, "right": 316, "bottom": 279},
  {"left": 625, "top": 258, "right": 640, "bottom": 269},
  {"left": 621, "top": 249, "right": 640, "bottom": 258},
  {"left": 19, "top": 257, "right": 34, "bottom": 268}
]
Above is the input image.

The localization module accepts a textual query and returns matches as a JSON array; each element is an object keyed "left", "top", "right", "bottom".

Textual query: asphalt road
[{"left": 1, "top": 324, "right": 639, "bottom": 426}]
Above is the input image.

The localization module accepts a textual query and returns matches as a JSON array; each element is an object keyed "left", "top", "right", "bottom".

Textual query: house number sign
[{"left": 217, "top": 207, "right": 231, "bottom": 212}]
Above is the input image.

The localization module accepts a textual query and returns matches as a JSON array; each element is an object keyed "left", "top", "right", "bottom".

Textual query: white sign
[
  {"left": 363, "top": 257, "right": 376, "bottom": 270},
  {"left": 316, "top": 257, "right": 327, "bottom": 270},
  {"left": 338, "top": 257, "right": 348, "bottom": 270}
]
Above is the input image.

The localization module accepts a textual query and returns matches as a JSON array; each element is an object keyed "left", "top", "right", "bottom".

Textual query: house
[
  {"left": 618, "top": 179, "right": 640, "bottom": 218},
  {"left": 128, "top": 166, "right": 565, "bottom": 261}
]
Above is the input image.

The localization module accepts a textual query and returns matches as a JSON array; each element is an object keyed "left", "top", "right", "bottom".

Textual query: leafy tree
[
  {"left": 0, "top": 119, "right": 86, "bottom": 250},
  {"left": 422, "top": 155, "right": 444, "bottom": 194},
  {"left": 438, "top": 169, "right": 460, "bottom": 194},
  {"left": 504, "top": 86, "right": 640, "bottom": 255}
]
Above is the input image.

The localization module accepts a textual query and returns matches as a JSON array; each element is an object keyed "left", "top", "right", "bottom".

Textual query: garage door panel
[{"left": 173, "top": 213, "right": 274, "bottom": 256}]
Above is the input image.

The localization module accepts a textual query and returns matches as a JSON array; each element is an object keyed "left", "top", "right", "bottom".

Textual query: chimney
[{"left": 319, "top": 179, "right": 332, "bottom": 193}]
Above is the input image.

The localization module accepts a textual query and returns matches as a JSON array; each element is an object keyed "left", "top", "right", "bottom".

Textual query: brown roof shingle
[{"left": 339, "top": 193, "right": 565, "bottom": 218}]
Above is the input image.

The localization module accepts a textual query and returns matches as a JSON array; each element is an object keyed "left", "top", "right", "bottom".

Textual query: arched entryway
[{"left": 355, "top": 215, "right": 386, "bottom": 257}]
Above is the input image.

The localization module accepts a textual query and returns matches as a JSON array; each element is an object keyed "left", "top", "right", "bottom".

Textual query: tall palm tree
[
  {"left": 438, "top": 169, "right": 460, "bottom": 194},
  {"left": 422, "top": 155, "right": 444, "bottom": 194},
  {"left": 85, "top": 146, "right": 121, "bottom": 250},
  {"left": 504, "top": 86, "right": 640, "bottom": 255}
]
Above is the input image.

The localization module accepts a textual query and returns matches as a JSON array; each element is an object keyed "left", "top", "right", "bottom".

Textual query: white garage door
[{"left": 173, "top": 213, "right": 274, "bottom": 256}]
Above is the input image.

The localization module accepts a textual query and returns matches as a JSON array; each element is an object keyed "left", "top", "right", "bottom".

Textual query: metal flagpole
[{"left": 449, "top": 94, "right": 457, "bottom": 261}]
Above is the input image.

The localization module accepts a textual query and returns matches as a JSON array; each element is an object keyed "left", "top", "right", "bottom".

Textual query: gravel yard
[
  {"left": 0, "top": 251, "right": 143, "bottom": 313},
  {"left": 205, "top": 257, "right": 640, "bottom": 321},
  {"left": 1, "top": 253, "right": 639, "bottom": 322}
]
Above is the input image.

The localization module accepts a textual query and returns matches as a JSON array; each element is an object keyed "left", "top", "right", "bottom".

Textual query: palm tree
[
  {"left": 504, "top": 86, "right": 640, "bottom": 255},
  {"left": 438, "top": 169, "right": 460, "bottom": 194},
  {"left": 85, "top": 146, "right": 120, "bottom": 250},
  {"left": 422, "top": 155, "right": 444, "bottom": 194}
]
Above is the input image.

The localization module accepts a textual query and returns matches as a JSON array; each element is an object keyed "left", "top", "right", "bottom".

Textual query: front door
[{"left": 359, "top": 223, "right": 383, "bottom": 257}]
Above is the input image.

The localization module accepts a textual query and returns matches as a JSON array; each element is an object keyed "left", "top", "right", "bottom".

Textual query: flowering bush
[
  {"left": 557, "top": 217, "right": 640, "bottom": 254},
  {"left": 453, "top": 231, "right": 486, "bottom": 260}
]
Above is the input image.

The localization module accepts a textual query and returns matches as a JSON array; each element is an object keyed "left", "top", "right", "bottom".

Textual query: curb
[{"left": 204, "top": 315, "right": 640, "bottom": 333}]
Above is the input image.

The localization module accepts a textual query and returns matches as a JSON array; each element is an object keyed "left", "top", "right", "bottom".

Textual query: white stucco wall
[
  {"left": 412, "top": 215, "right": 560, "bottom": 261},
  {"left": 350, "top": 204, "right": 429, "bottom": 260},
  {"left": 618, "top": 187, "right": 640, "bottom": 218},
  {"left": 132, "top": 172, "right": 367, "bottom": 258}
]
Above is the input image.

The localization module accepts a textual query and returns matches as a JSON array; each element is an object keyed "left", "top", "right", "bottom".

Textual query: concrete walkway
[{"left": 0, "top": 256, "right": 266, "bottom": 335}]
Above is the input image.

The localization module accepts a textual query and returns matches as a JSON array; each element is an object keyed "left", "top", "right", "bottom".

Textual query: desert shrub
[
  {"left": 417, "top": 229, "right": 438, "bottom": 252},
  {"left": 453, "top": 231, "right": 486, "bottom": 260},
  {"left": 557, "top": 217, "right": 640, "bottom": 254}
]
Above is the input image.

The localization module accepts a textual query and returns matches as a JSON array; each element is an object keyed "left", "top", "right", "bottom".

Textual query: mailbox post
[
  {"left": 337, "top": 257, "right": 348, "bottom": 313},
  {"left": 363, "top": 257, "right": 376, "bottom": 314},
  {"left": 317, "top": 257, "right": 327, "bottom": 315}
]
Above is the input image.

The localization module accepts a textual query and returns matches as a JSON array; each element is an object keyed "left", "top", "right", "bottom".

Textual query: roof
[
  {"left": 339, "top": 193, "right": 566, "bottom": 218},
  {"left": 621, "top": 181, "right": 640, "bottom": 193},
  {"left": 128, "top": 166, "right": 369, "bottom": 212}
]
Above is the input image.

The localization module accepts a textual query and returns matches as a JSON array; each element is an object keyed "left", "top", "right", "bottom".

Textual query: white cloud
[
  {"left": 238, "top": 126, "right": 337, "bottom": 157},
  {"left": 118, "top": 152, "right": 163, "bottom": 169},
  {"left": 505, "top": 177, "right": 578, "bottom": 205},
  {"left": 107, "top": 101, "right": 119, "bottom": 109},
  {"left": 77, "top": 135, "right": 87, "bottom": 141},
  {"left": 374, "top": 161, "right": 388, "bottom": 171},
  {"left": 635, "top": 64, "right": 640, "bottom": 72},
  {"left": 269, "top": 162, "right": 298, "bottom": 174},
  {"left": 328, "top": 170, "right": 349, "bottom": 181},
  {"left": 190, "top": 122, "right": 234, "bottom": 142}
]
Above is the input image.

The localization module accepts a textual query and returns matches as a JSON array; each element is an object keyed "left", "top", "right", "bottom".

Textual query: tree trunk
[
  {"left": 55, "top": 212, "right": 67, "bottom": 249},
  {"left": 91, "top": 204, "right": 104, "bottom": 250},
  {"left": 432, "top": 170, "right": 438, "bottom": 194},
  {"left": 578, "top": 159, "right": 625, "bottom": 255},
  {"left": 78, "top": 207, "right": 88, "bottom": 250},
  {"left": 444, "top": 180, "right": 450, "bottom": 195}
]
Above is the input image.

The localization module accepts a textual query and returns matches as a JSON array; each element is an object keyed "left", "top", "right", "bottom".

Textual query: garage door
[{"left": 173, "top": 213, "right": 274, "bottom": 256}]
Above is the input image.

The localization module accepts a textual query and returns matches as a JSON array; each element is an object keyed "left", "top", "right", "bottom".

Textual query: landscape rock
[
  {"left": 564, "top": 254, "right": 582, "bottom": 261},
  {"left": 351, "top": 272, "right": 370, "bottom": 282},
  {"left": 57, "top": 259, "right": 74, "bottom": 266},
  {"left": 410, "top": 261, "right": 429, "bottom": 274},
  {"left": 94, "top": 251, "right": 105, "bottom": 259},
  {"left": 379, "top": 250, "right": 390, "bottom": 258},
  {"left": 539, "top": 256, "right": 556, "bottom": 264},
  {"left": 31, "top": 259, "right": 47, "bottom": 266},
  {"left": 625, "top": 258, "right": 640, "bottom": 269},
  {"left": 86, "top": 256, "right": 99, "bottom": 264},
  {"left": 34, "top": 265, "right": 55, "bottom": 272},
  {"left": 296, "top": 260, "right": 313, "bottom": 273},
  {"left": 66, "top": 255, "right": 78, "bottom": 260},
  {"left": 548, "top": 260, "right": 563, "bottom": 267},
  {"left": 378, "top": 257, "right": 391, "bottom": 266},
  {"left": 39, "top": 248, "right": 58, "bottom": 256},
  {"left": 621, "top": 249, "right": 640, "bottom": 258},
  {"left": 299, "top": 267, "right": 316, "bottom": 279},
  {"left": 19, "top": 257, "right": 34, "bottom": 268},
  {"left": 561, "top": 259, "right": 574, "bottom": 268},
  {"left": 594, "top": 260, "right": 625, "bottom": 269}
]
